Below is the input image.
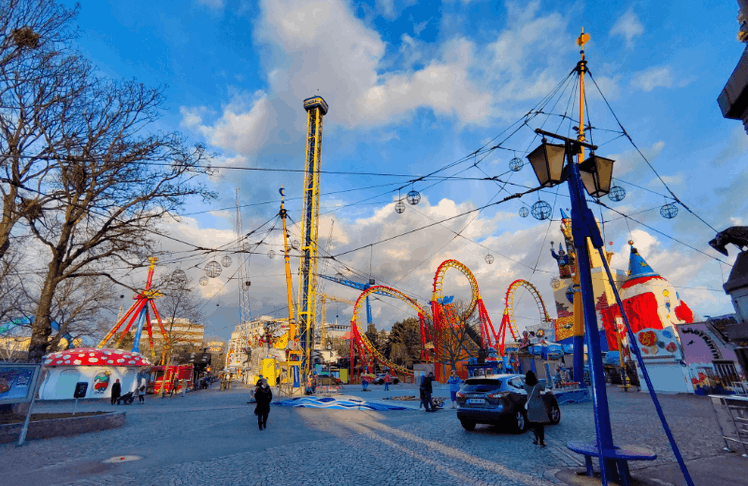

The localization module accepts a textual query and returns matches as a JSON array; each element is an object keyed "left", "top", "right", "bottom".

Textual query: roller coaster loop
[
  {"left": 350, "top": 285, "right": 428, "bottom": 377},
  {"left": 432, "top": 259, "right": 479, "bottom": 321},
  {"left": 498, "top": 279, "right": 552, "bottom": 355},
  {"left": 430, "top": 259, "right": 500, "bottom": 381}
]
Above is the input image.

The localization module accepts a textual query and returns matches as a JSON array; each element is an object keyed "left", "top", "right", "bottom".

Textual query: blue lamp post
[{"left": 527, "top": 128, "right": 620, "bottom": 480}]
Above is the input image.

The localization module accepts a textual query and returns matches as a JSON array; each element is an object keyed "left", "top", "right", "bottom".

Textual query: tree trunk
[
  {"left": 28, "top": 259, "right": 62, "bottom": 363},
  {"left": 0, "top": 188, "right": 18, "bottom": 261}
]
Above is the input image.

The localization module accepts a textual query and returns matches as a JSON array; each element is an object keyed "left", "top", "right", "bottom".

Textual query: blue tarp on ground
[{"left": 273, "top": 396, "right": 407, "bottom": 411}]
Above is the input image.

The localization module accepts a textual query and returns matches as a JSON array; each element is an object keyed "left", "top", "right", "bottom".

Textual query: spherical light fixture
[
  {"left": 268, "top": 250, "right": 276, "bottom": 259},
  {"left": 531, "top": 201, "right": 552, "bottom": 221},
  {"left": 485, "top": 253, "right": 495, "bottom": 264},
  {"left": 509, "top": 157, "right": 524, "bottom": 172},
  {"left": 519, "top": 207, "right": 529, "bottom": 218},
  {"left": 291, "top": 240, "right": 300, "bottom": 250},
  {"left": 204, "top": 261, "right": 222, "bottom": 278},
  {"left": 220, "top": 255, "right": 232, "bottom": 268},
  {"left": 608, "top": 185, "right": 626, "bottom": 202},
  {"left": 406, "top": 190, "right": 421, "bottom": 205},
  {"left": 395, "top": 200, "right": 406, "bottom": 214},
  {"left": 660, "top": 202, "right": 678, "bottom": 219},
  {"left": 199, "top": 276, "right": 209, "bottom": 287},
  {"left": 172, "top": 269, "right": 187, "bottom": 282}
]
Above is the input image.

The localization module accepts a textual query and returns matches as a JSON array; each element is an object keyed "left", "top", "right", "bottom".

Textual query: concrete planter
[{"left": 0, "top": 411, "right": 125, "bottom": 444}]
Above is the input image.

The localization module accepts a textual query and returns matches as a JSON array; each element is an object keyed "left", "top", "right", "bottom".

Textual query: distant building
[{"left": 130, "top": 318, "right": 204, "bottom": 348}]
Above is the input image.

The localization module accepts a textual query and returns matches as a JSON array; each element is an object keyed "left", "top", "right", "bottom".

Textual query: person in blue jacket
[{"left": 447, "top": 370, "right": 462, "bottom": 409}]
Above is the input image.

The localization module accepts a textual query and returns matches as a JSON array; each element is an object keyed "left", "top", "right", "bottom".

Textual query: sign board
[
  {"left": 73, "top": 382, "right": 88, "bottom": 399},
  {"left": 635, "top": 327, "right": 682, "bottom": 360},
  {"left": 0, "top": 363, "right": 42, "bottom": 405}
]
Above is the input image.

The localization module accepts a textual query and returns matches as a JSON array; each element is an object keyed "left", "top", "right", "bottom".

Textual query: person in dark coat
[
  {"left": 110, "top": 379, "right": 121, "bottom": 405},
  {"left": 254, "top": 378, "right": 273, "bottom": 430},
  {"left": 524, "top": 371, "right": 549, "bottom": 447},
  {"left": 422, "top": 372, "right": 435, "bottom": 412}
]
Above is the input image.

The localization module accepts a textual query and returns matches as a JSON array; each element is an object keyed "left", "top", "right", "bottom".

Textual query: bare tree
[
  {"left": 148, "top": 274, "right": 205, "bottom": 364},
  {"left": 425, "top": 300, "right": 481, "bottom": 372},
  {"left": 0, "top": 0, "right": 84, "bottom": 261},
  {"left": 25, "top": 76, "right": 214, "bottom": 362}
]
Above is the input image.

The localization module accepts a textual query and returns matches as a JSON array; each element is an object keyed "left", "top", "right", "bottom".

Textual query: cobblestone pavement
[{"left": 0, "top": 382, "right": 741, "bottom": 486}]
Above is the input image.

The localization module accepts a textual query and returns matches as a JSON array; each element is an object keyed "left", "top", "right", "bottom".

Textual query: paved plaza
[{"left": 2, "top": 382, "right": 748, "bottom": 486}]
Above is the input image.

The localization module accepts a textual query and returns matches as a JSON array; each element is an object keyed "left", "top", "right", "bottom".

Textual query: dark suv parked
[{"left": 456, "top": 374, "right": 561, "bottom": 432}]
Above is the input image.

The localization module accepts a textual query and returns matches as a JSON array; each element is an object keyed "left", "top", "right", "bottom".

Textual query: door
[{"left": 54, "top": 369, "right": 81, "bottom": 399}]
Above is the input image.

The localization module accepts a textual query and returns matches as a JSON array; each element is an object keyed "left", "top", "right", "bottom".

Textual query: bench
[{"left": 567, "top": 440, "right": 657, "bottom": 486}]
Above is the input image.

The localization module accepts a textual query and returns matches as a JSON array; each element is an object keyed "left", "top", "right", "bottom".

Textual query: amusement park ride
[{"left": 97, "top": 257, "right": 169, "bottom": 363}]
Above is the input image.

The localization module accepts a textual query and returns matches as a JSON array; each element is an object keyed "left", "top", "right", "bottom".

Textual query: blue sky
[{"left": 63, "top": 0, "right": 748, "bottom": 340}]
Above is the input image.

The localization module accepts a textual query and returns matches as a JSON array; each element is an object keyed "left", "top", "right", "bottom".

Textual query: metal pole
[
  {"left": 597, "top": 247, "right": 695, "bottom": 486},
  {"left": 18, "top": 366, "right": 43, "bottom": 446},
  {"left": 567, "top": 146, "right": 615, "bottom": 483}
]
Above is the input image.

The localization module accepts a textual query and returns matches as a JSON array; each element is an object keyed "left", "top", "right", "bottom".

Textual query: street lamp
[
  {"left": 579, "top": 154, "right": 615, "bottom": 198},
  {"left": 526, "top": 140, "right": 566, "bottom": 187},
  {"left": 526, "top": 128, "right": 615, "bottom": 197}
]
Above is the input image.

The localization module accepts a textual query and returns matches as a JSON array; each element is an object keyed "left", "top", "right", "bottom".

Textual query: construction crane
[
  {"left": 319, "top": 294, "right": 355, "bottom": 348},
  {"left": 279, "top": 185, "right": 296, "bottom": 341},
  {"left": 297, "top": 96, "right": 328, "bottom": 378}
]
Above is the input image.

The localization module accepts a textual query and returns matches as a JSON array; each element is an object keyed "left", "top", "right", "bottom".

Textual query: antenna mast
[{"left": 236, "top": 188, "right": 252, "bottom": 336}]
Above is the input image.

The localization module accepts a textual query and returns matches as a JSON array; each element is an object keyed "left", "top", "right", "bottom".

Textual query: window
[
  {"left": 714, "top": 360, "right": 740, "bottom": 386},
  {"left": 507, "top": 377, "right": 525, "bottom": 390},
  {"left": 462, "top": 379, "right": 503, "bottom": 392}
]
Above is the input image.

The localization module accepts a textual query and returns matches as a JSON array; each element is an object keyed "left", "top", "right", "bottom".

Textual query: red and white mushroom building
[{"left": 39, "top": 348, "right": 151, "bottom": 400}]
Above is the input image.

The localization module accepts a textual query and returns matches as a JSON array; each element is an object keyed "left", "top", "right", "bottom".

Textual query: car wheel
[
  {"left": 509, "top": 409, "right": 527, "bottom": 434},
  {"left": 460, "top": 420, "right": 476, "bottom": 431},
  {"left": 548, "top": 401, "right": 561, "bottom": 425}
]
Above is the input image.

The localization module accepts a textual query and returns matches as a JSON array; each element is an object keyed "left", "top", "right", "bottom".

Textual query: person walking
[
  {"left": 524, "top": 370, "right": 549, "bottom": 447},
  {"left": 110, "top": 379, "right": 121, "bottom": 405},
  {"left": 170, "top": 376, "right": 178, "bottom": 396},
  {"left": 361, "top": 377, "right": 369, "bottom": 392},
  {"left": 423, "top": 372, "right": 435, "bottom": 412},
  {"left": 181, "top": 378, "right": 187, "bottom": 397},
  {"left": 383, "top": 373, "right": 391, "bottom": 391},
  {"left": 419, "top": 375, "right": 427, "bottom": 409},
  {"left": 254, "top": 378, "right": 273, "bottom": 430},
  {"left": 138, "top": 377, "right": 146, "bottom": 404},
  {"left": 447, "top": 371, "right": 461, "bottom": 409}
]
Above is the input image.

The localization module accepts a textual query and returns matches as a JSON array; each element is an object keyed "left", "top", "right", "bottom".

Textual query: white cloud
[
  {"left": 630, "top": 65, "right": 674, "bottom": 92},
  {"left": 413, "top": 19, "right": 429, "bottom": 36},
  {"left": 610, "top": 8, "right": 644, "bottom": 48},
  {"left": 376, "top": 0, "right": 396, "bottom": 20}
]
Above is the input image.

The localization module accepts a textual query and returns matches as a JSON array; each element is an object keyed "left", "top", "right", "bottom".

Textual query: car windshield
[{"left": 462, "top": 379, "right": 503, "bottom": 392}]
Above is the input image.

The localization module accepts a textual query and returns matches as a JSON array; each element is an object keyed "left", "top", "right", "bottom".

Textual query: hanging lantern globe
[
  {"left": 242, "top": 242, "right": 251, "bottom": 251},
  {"left": 519, "top": 207, "right": 529, "bottom": 218},
  {"left": 509, "top": 157, "right": 524, "bottom": 172},
  {"left": 204, "top": 261, "right": 222, "bottom": 278},
  {"left": 485, "top": 254, "right": 495, "bottom": 264},
  {"left": 660, "top": 202, "right": 678, "bottom": 219},
  {"left": 220, "top": 255, "right": 232, "bottom": 268},
  {"left": 531, "top": 201, "right": 552, "bottom": 221},
  {"left": 243, "top": 280, "right": 251, "bottom": 290},
  {"left": 199, "top": 276, "right": 209, "bottom": 287},
  {"left": 608, "top": 185, "right": 626, "bottom": 202},
  {"left": 395, "top": 200, "right": 406, "bottom": 214},
  {"left": 268, "top": 250, "right": 276, "bottom": 259},
  {"left": 291, "top": 240, "right": 300, "bottom": 250},
  {"left": 171, "top": 269, "right": 186, "bottom": 282},
  {"left": 406, "top": 190, "right": 421, "bottom": 205}
]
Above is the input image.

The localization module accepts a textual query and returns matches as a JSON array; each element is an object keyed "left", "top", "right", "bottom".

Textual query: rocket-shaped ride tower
[{"left": 297, "top": 96, "right": 328, "bottom": 377}]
